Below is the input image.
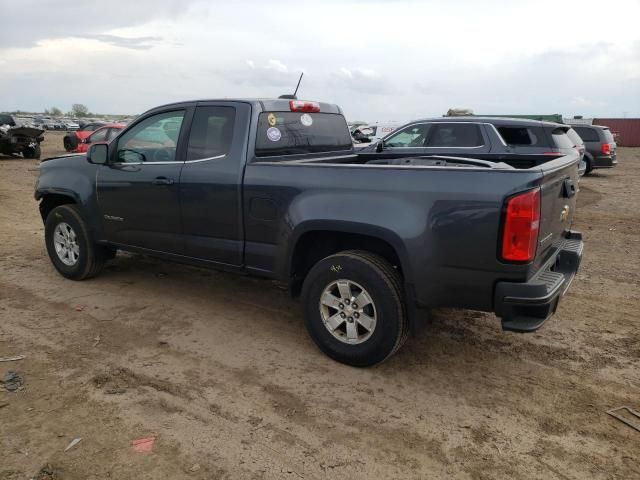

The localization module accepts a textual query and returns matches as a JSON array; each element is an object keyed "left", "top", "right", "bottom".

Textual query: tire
[
  {"left": 45, "top": 205, "right": 108, "bottom": 280},
  {"left": 23, "top": 145, "right": 41, "bottom": 159},
  {"left": 301, "top": 250, "right": 408, "bottom": 367},
  {"left": 584, "top": 156, "right": 593, "bottom": 175},
  {"left": 64, "top": 135, "right": 78, "bottom": 151}
]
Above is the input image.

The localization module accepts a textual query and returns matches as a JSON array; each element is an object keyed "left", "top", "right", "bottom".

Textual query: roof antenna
[{"left": 279, "top": 72, "right": 304, "bottom": 100}]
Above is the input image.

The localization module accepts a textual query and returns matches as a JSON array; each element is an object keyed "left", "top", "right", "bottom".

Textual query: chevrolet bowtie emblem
[{"left": 560, "top": 205, "right": 570, "bottom": 222}]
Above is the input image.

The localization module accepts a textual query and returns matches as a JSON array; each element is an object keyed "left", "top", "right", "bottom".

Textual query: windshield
[{"left": 255, "top": 112, "right": 352, "bottom": 157}]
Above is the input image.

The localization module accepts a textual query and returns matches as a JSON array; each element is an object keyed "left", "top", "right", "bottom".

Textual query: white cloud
[{"left": 1, "top": 0, "right": 639, "bottom": 120}]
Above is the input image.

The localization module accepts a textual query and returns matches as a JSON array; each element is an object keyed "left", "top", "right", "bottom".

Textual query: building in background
[
  {"left": 563, "top": 116, "right": 593, "bottom": 126},
  {"left": 592, "top": 119, "right": 640, "bottom": 147}
]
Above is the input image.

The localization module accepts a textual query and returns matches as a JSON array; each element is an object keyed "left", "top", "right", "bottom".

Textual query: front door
[{"left": 96, "top": 109, "right": 188, "bottom": 254}]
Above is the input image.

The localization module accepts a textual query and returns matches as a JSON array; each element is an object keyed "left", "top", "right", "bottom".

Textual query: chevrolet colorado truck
[{"left": 35, "top": 98, "right": 583, "bottom": 366}]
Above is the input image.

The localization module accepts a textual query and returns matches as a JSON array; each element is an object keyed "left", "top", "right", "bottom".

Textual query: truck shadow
[{"left": 97, "top": 251, "right": 585, "bottom": 377}]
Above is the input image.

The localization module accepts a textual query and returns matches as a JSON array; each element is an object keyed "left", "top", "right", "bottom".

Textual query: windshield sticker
[
  {"left": 267, "top": 113, "right": 277, "bottom": 127},
  {"left": 266, "top": 127, "right": 281, "bottom": 142},
  {"left": 300, "top": 114, "right": 313, "bottom": 127}
]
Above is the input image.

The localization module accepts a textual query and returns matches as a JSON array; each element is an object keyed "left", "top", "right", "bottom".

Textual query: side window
[
  {"left": 497, "top": 127, "right": 537, "bottom": 145},
  {"left": 574, "top": 127, "right": 600, "bottom": 142},
  {"left": 427, "top": 123, "right": 483, "bottom": 147},
  {"left": 186, "top": 106, "right": 236, "bottom": 161},
  {"left": 116, "top": 111, "right": 185, "bottom": 163},
  {"left": 88, "top": 128, "right": 109, "bottom": 143},
  {"left": 385, "top": 124, "right": 430, "bottom": 147}
]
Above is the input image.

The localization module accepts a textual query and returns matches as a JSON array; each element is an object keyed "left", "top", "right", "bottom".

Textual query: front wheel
[
  {"left": 23, "top": 145, "right": 41, "bottom": 159},
  {"left": 45, "top": 205, "right": 108, "bottom": 280},
  {"left": 301, "top": 250, "right": 408, "bottom": 367}
]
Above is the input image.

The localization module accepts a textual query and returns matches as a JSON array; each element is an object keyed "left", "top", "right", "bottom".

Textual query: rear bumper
[
  {"left": 494, "top": 231, "right": 583, "bottom": 333},
  {"left": 593, "top": 155, "right": 617, "bottom": 168}
]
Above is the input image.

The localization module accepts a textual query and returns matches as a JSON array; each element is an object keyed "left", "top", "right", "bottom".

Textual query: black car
[
  {"left": 571, "top": 125, "right": 617, "bottom": 174},
  {"left": 359, "top": 117, "right": 581, "bottom": 171},
  {"left": 35, "top": 99, "right": 582, "bottom": 366}
]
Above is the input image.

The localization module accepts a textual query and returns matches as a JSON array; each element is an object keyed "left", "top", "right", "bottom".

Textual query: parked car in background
[
  {"left": 566, "top": 127, "right": 587, "bottom": 177},
  {"left": 571, "top": 125, "right": 617, "bottom": 174},
  {"left": 63, "top": 121, "right": 107, "bottom": 151},
  {"left": 71, "top": 123, "right": 124, "bottom": 153},
  {"left": 0, "top": 113, "right": 44, "bottom": 159},
  {"left": 63, "top": 120, "right": 80, "bottom": 131},
  {"left": 35, "top": 98, "right": 583, "bottom": 366},
  {"left": 41, "top": 118, "right": 58, "bottom": 130},
  {"left": 366, "top": 123, "right": 401, "bottom": 142},
  {"left": 351, "top": 125, "right": 375, "bottom": 147},
  {"left": 359, "top": 117, "right": 581, "bottom": 172}
]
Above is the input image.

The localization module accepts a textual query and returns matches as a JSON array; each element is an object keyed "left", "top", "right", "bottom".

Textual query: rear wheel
[
  {"left": 301, "top": 250, "right": 408, "bottom": 367},
  {"left": 584, "top": 156, "right": 593, "bottom": 175},
  {"left": 63, "top": 136, "right": 73, "bottom": 151},
  {"left": 45, "top": 205, "right": 108, "bottom": 280}
]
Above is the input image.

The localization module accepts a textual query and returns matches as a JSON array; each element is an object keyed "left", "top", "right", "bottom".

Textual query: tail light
[
  {"left": 601, "top": 143, "right": 611, "bottom": 155},
  {"left": 289, "top": 100, "right": 320, "bottom": 113},
  {"left": 501, "top": 188, "right": 541, "bottom": 262}
]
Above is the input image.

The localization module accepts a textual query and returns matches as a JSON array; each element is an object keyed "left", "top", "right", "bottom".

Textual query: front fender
[{"left": 35, "top": 155, "right": 103, "bottom": 238}]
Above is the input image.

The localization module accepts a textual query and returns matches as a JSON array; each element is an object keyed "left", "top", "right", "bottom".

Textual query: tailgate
[{"left": 534, "top": 155, "right": 580, "bottom": 271}]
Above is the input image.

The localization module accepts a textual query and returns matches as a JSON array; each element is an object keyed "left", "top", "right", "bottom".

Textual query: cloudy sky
[{"left": 1, "top": 0, "right": 639, "bottom": 121}]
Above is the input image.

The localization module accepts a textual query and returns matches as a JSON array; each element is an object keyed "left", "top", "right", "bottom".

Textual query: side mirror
[
  {"left": 87, "top": 142, "right": 108, "bottom": 165},
  {"left": 375, "top": 140, "right": 385, "bottom": 153}
]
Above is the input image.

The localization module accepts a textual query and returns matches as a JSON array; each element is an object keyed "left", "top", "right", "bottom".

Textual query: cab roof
[
  {"left": 145, "top": 99, "right": 343, "bottom": 115},
  {"left": 412, "top": 116, "right": 566, "bottom": 128}
]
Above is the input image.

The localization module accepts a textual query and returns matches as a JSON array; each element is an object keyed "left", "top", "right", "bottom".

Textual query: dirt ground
[{"left": 1, "top": 131, "right": 639, "bottom": 480}]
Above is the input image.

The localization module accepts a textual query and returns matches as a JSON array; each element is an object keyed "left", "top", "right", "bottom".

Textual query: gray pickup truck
[{"left": 35, "top": 98, "right": 583, "bottom": 366}]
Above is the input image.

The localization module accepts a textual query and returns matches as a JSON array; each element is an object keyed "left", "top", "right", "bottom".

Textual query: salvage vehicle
[
  {"left": 571, "top": 125, "right": 617, "bottom": 174},
  {"left": 35, "top": 99, "right": 583, "bottom": 366},
  {"left": 63, "top": 121, "right": 107, "bottom": 151},
  {"left": 0, "top": 114, "right": 44, "bottom": 159},
  {"left": 70, "top": 123, "right": 124, "bottom": 153}
]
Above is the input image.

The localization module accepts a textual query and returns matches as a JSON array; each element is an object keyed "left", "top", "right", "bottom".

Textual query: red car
[
  {"left": 63, "top": 122, "right": 106, "bottom": 151},
  {"left": 71, "top": 124, "right": 124, "bottom": 153}
]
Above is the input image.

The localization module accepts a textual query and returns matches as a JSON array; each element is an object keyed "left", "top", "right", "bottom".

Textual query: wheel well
[
  {"left": 39, "top": 194, "right": 76, "bottom": 222},
  {"left": 289, "top": 230, "right": 403, "bottom": 296}
]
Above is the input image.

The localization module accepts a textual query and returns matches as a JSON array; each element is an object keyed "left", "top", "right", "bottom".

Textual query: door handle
[
  {"left": 152, "top": 177, "right": 174, "bottom": 185},
  {"left": 562, "top": 178, "right": 575, "bottom": 198}
]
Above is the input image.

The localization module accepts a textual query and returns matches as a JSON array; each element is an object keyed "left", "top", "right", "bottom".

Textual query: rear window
[
  {"left": 551, "top": 128, "right": 575, "bottom": 149},
  {"left": 566, "top": 128, "right": 584, "bottom": 147},
  {"left": 498, "top": 127, "right": 537, "bottom": 146},
  {"left": 255, "top": 112, "right": 352, "bottom": 157},
  {"left": 573, "top": 127, "right": 600, "bottom": 142},
  {"left": 602, "top": 128, "right": 614, "bottom": 143}
]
